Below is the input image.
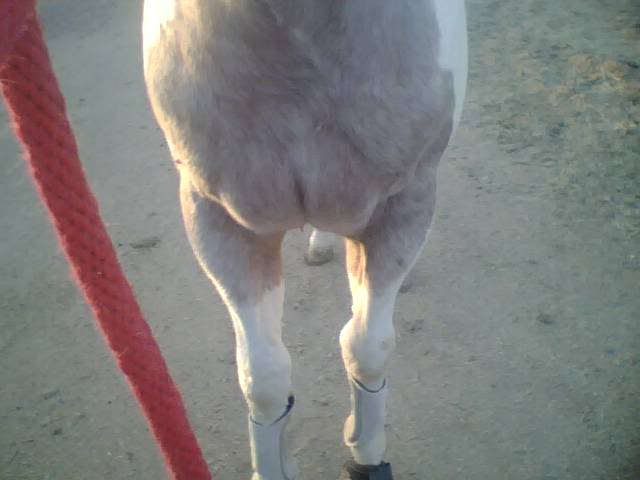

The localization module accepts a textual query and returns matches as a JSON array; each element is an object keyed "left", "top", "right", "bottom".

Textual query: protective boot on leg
[
  {"left": 341, "top": 377, "right": 393, "bottom": 479},
  {"left": 249, "top": 396, "right": 297, "bottom": 480}
]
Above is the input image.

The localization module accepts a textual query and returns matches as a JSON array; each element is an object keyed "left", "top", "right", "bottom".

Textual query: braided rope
[{"left": 0, "top": 3, "right": 211, "bottom": 478}]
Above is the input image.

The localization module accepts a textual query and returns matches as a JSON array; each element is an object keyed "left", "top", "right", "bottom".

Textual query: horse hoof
[
  {"left": 304, "top": 247, "right": 334, "bottom": 266},
  {"left": 339, "top": 460, "right": 393, "bottom": 480}
]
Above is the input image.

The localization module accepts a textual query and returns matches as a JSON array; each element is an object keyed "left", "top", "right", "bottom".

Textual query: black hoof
[{"left": 339, "top": 460, "right": 393, "bottom": 480}]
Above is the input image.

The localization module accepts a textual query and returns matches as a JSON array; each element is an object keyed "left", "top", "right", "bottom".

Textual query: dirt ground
[{"left": 1, "top": 1, "right": 638, "bottom": 479}]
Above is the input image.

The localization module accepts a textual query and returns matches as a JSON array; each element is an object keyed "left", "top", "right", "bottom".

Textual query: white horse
[{"left": 142, "top": 1, "right": 467, "bottom": 478}]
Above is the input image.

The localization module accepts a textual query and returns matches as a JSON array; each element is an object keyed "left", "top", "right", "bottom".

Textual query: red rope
[{"left": 0, "top": 3, "right": 211, "bottom": 479}]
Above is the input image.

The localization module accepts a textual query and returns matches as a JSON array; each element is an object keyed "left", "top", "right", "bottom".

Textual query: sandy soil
[{"left": 1, "top": 1, "right": 638, "bottom": 479}]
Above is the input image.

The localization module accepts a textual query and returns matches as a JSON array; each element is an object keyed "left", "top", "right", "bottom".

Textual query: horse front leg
[
  {"left": 339, "top": 175, "right": 436, "bottom": 479},
  {"left": 179, "top": 174, "right": 296, "bottom": 480}
]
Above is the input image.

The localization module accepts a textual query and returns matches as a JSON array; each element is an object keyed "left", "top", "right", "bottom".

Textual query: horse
[{"left": 142, "top": 1, "right": 467, "bottom": 478}]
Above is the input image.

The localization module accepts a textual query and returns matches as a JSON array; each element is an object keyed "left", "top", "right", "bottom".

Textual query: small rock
[
  {"left": 42, "top": 389, "right": 59, "bottom": 401},
  {"left": 130, "top": 236, "right": 161, "bottom": 250},
  {"left": 543, "top": 158, "right": 555, "bottom": 167},
  {"left": 536, "top": 312, "right": 555, "bottom": 325}
]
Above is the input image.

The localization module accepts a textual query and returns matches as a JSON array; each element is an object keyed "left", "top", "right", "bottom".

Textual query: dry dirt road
[{"left": 2, "top": 1, "right": 639, "bottom": 479}]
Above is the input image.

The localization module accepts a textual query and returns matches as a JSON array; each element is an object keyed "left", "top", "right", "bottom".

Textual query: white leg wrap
[
  {"left": 344, "top": 377, "right": 388, "bottom": 466},
  {"left": 249, "top": 396, "right": 297, "bottom": 480}
]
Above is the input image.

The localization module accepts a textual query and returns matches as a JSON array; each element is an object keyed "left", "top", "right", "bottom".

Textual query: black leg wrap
[{"left": 339, "top": 460, "right": 393, "bottom": 480}]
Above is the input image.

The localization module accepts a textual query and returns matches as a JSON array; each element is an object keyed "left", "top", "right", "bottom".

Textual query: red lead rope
[{"left": 0, "top": 3, "right": 212, "bottom": 479}]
